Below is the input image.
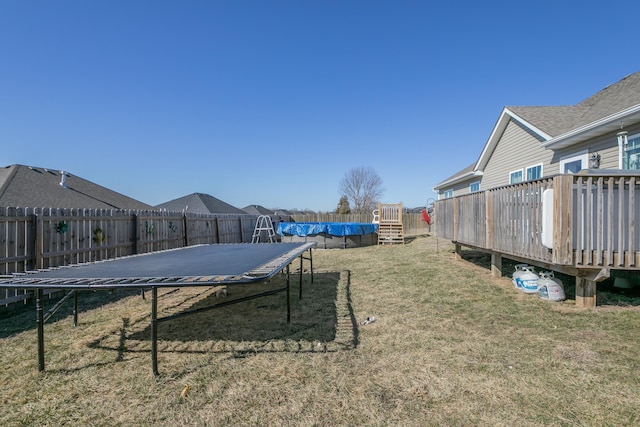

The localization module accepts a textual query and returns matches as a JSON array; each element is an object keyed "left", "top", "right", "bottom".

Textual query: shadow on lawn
[
  {"left": 0, "top": 288, "right": 142, "bottom": 338},
  {"left": 86, "top": 271, "right": 358, "bottom": 361},
  {"left": 459, "top": 249, "right": 640, "bottom": 307}
]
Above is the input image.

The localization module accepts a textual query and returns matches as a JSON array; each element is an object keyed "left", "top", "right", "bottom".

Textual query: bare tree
[{"left": 338, "top": 167, "right": 384, "bottom": 214}]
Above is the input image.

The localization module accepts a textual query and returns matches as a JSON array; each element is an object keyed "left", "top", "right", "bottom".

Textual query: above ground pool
[{"left": 277, "top": 222, "right": 378, "bottom": 249}]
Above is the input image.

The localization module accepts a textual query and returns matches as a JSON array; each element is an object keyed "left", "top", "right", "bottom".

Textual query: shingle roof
[
  {"left": 241, "top": 205, "right": 275, "bottom": 216},
  {"left": 508, "top": 71, "right": 640, "bottom": 136},
  {"left": 155, "top": 193, "right": 246, "bottom": 214},
  {"left": 0, "top": 164, "right": 153, "bottom": 210},
  {"left": 433, "top": 162, "right": 478, "bottom": 189}
]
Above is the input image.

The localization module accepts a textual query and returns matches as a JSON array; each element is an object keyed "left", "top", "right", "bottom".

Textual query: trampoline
[{"left": 0, "top": 242, "right": 315, "bottom": 375}]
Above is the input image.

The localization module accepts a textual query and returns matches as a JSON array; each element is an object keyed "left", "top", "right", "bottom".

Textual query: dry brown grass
[{"left": 2, "top": 236, "right": 640, "bottom": 426}]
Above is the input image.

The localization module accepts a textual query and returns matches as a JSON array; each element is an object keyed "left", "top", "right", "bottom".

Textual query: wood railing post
[
  {"left": 486, "top": 191, "right": 494, "bottom": 251},
  {"left": 453, "top": 198, "right": 459, "bottom": 242},
  {"left": 552, "top": 175, "right": 573, "bottom": 265}
]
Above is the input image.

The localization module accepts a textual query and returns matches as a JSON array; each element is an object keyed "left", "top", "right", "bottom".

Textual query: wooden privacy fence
[{"left": 1, "top": 207, "right": 258, "bottom": 308}]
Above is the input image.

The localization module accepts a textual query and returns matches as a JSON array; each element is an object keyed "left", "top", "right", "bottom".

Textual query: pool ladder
[{"left": 251, "top": 215, "right": 277, "bottom": 243}]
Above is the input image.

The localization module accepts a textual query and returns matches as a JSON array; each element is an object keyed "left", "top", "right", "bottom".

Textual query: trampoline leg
[
  {"left": 310, "top": 248, "right": 313, "bottom": 284},
  {"left": 36, "top": 288, "right": 45, "bottom": 372},
  {"left": 286, "top": 264, "right": 291, "bottom": 324},
  {"left": 299, "top": 254, "right": 303, "bottom": 300},
  {"left": 151, "top": 287, "right": 159, "bottom": 376},
  {"left": 73, "top": 290, "right": 78, "bottom": 328}
]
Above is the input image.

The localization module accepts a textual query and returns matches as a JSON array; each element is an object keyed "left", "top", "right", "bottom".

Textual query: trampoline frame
[{"left": 0, "top": 242, "right": 315, "bottom": 375}]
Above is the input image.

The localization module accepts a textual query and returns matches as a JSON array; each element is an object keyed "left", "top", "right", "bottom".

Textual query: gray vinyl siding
[
  {"left": 481, "top": 119, "right": 554, "bottom": 190},
  {"left": 552, "top": 123, "right": 640, "bottom": 171}
]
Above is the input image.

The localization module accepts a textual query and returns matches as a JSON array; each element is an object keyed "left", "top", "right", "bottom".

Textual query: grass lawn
[{"left": 1, "top": 235, "right": 640, "bottom": 426}]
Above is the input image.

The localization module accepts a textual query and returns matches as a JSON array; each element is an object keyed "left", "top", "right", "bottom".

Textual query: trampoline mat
[{"left": 1, "top": 243, "right": 311, "bottom": 284}]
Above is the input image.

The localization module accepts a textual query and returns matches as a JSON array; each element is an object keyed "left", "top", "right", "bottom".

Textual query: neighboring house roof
[
  {"left": 156, "top": 193, "right": 246, "bottom": 214},
  {"left": 242, "top": 205, "right": 274, "bottom": 216},
  {"left": 273, "top": 209, "right": 294, "bottom": 217},
  {"left": 0, "top": 164, "right": 153, "bottom": 210},
  {"left": 448, "top": 70, "right": 640, "bottom": 186}
]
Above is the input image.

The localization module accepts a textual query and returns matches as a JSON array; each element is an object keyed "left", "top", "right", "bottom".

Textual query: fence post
[
  {"left": 34, "top": 213, "right": 43, "bottom": 269},
  {"left": 183, "top": 214, "right": 189, "bottom": 247},
  {"left": 134, "top": 214, "right": 140, "bottom": 254}
]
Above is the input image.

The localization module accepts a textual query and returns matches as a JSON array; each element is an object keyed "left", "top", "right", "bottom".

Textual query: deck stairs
[
  {"left": 373, "top": 203, "right": 404, "bottom": 245},
  {"left": 251, "top": 215, "right": 277, "bottom": 243}
]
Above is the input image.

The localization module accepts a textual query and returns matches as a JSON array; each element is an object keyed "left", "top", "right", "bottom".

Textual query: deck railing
[{"left": 435, "top": 173, "right": 640, "bottom": 270}]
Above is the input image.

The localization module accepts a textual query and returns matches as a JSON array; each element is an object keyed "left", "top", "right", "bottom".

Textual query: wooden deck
[{"left": 434, "top": 172, "right": 640, "bottom": 308}]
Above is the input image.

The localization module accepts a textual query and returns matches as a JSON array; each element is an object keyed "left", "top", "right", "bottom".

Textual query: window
[
  {"left": 509, "top": 169, "right": 523, "bottom": 184},
  {"left": 526, "top": 164, "right": 542, "bottom": 181},
  {"left": 470, "top": 182, "right": 480, "bottom": 193},
  {"left": 443, "top": 189, "right": 453, "bottom": 199},
  {"left": 622, "top": 133, "right": 640, "bottom": 170},
  {"left": 559, "top": 150, "right": 588, "bottom": 174}
]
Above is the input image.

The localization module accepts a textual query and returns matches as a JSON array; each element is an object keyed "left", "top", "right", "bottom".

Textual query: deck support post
[
  {"left": 491, "top": 253, "right": 502, "bottom": 278},
  {"left": 575, "top": 268, "right": 610, "bottom": 308},
  {"left": 575, "top": 277, "right": 597, "bottom": 308},
  {"left": 454, "top": 243, "right": 462, "bottom": 261}
]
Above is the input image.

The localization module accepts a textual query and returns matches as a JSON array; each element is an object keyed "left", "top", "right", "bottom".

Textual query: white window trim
[
  {"left": 526, "top": 163, "right": 543, "bottom": 181},
  {"left": 469, "top": 181, "right": 480, "bottom": 192},
  {"left": 509, "top": 168, "right": 523, "bottom": 184},
  {"left": 559, "top": 150, "right": 588, "bottom": 174},
  {"left": 620, "top": 132, "right": 640, "bottom": 169},
  {"left": 443, "top": 189, "right": 453, "bottom": 199}
]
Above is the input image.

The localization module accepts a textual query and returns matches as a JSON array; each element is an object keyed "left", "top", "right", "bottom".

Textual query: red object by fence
[{"left": 421, "top": 209, "right": 431, "bottom": 225}]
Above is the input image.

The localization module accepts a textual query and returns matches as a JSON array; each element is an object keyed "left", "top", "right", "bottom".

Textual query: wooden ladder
[{"left": 376, "top": 203, "right": 404, "bottom": 245}]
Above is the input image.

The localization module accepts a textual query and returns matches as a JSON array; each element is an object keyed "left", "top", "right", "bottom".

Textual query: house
[
  {"left": 0, "top": 164, "right": 153, "bottom": 210},
  {"left": 432, "top": 71, "right": 640, "bottom": 308},
  {"left": 241, "top": 204, "right": 275, "bottom": 216},
  {"left": 156, "top": 193, "right": 246, "bottom": 214},
  {"left": 434, "top": 71, "right": 640, "bottom": 197}
]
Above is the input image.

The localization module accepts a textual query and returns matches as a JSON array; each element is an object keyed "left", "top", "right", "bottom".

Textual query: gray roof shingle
[
  {"left": 0, "top": 164, "right": 153, "bottom": 210},
  {"left": 156, "top": 193, "right": 246, "bottom": 214},
  {"left": 508, "top": 71, "right": 640, "bottom": 136}
]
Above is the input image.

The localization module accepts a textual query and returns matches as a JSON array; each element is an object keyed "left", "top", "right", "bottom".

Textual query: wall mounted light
[
  {"left": 589, "top": 152, "right": 601, "bottom": 169},
  {"left": 617, "top": 122, "right": 628, "bottom": 146}
]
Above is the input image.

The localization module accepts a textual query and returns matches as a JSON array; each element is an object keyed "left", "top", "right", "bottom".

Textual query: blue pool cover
[{"left": 277, "top": 222, "right": 378, "bottom": 237}]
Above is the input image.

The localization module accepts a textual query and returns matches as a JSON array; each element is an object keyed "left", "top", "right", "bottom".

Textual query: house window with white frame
[
  {"left": 470, "top": 181, "right": 480, "bottom": 193},
  {"left": 509, "top": 169, "right": 523, "bottom": 184},
  {"left": 443, "top": 189, "right": 453, "bottom": 199},
  {"left": 559, "top": 150, "right": 588, "bottom": 174},
  {"left": 526, "top": 164, "right": 542, "bottom": 181},
  {"left": 622, "top": 133, "right": 640, "bottom": 170}
]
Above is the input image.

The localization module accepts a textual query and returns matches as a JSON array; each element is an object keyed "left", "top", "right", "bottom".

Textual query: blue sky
[{"left": 2, "top": 1, "right": 639, "bottom": 211}]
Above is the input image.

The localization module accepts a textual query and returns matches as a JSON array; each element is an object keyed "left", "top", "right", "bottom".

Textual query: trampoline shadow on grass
[{"left": 88, "top": 271, "right": 358, "bottom": 364}]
